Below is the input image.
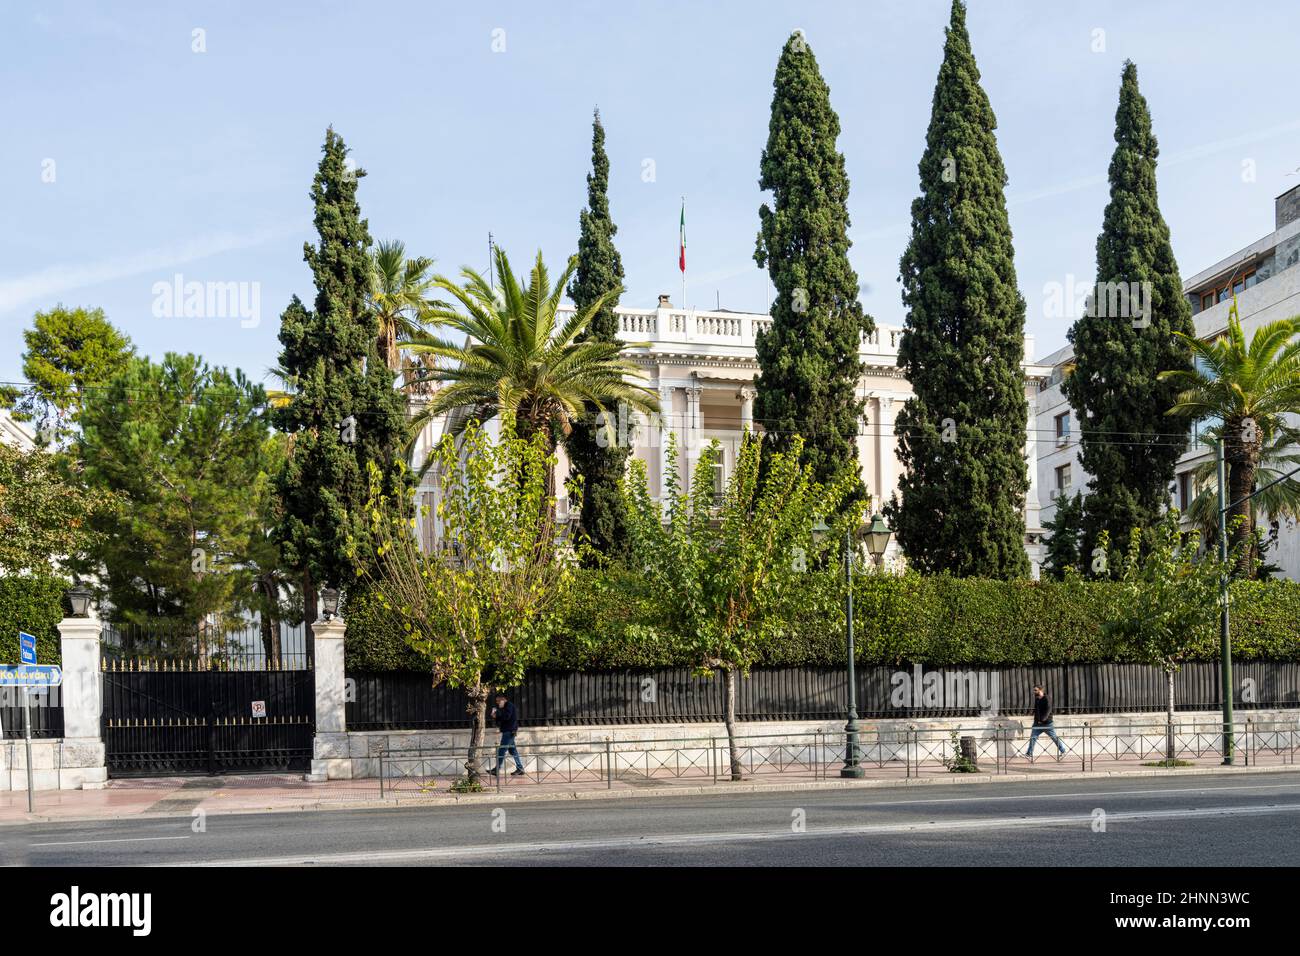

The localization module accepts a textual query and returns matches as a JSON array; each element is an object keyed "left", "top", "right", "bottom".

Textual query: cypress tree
[
  {"left": 274, "top": 128, "right": 409, "bottom": 609},
  {"left": 565, "top": 109, "right": 631, "bottom": 560},
  {"left": 889, "top": 0, "right": 1030, "bottom": 579},
  {"left": 1063, "top": 60, "right": 1194, "bottom": 568},
  {"left": 754, "top": 31, "right": 873, "bottom": 497}
]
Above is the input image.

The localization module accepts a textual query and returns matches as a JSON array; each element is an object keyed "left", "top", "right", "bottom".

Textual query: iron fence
[
  {"left": 102, "top": 619, "right": 311, "bottom": 671},
  {"left": 347, "top": 661, "right": 1300, "bottom": 730},
  {"left": 372, "top": 718, "right": 1300, "bottom": 795}
]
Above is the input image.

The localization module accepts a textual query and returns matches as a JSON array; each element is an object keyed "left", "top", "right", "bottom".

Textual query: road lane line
[{"left": 31, "top": 836, "right": 191, "bottom": 847}]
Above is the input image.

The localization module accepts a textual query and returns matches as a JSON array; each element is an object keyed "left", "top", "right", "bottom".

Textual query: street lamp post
[
  {"left": 823, "top": 513, "right": 891, "bottom": 779},
  {"left": 1216, "top": 440, "right": 1233, "bottom": 765}
]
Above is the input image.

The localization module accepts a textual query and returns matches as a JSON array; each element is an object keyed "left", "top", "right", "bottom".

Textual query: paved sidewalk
[{"left": 3, "top": 748, "right": 1295, "bottom": 825}]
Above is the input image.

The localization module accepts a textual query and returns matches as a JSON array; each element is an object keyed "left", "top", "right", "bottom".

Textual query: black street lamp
[
  {"left": 319, "top": 588, "right": 341, "bottom": 622},
  {"left": 815, "top": 513, "right": 892, "bottom": 778},
  {"left": 66, "top": 584, "right": 94, "bottom": 618}
]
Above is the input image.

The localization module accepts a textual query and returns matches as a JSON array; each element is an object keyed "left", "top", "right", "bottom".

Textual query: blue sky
[{"left": 4, "top": 0, "right": 1299, "bottom": 386}]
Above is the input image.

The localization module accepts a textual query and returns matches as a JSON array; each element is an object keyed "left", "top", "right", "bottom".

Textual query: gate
[{"left": 101, "top": 622, "right": 315, "bottom": 777}]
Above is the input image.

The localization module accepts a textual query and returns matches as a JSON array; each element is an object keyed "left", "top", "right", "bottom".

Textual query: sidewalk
[{"left": 3, "top": 748, "right": 1296, "bottom": 826}]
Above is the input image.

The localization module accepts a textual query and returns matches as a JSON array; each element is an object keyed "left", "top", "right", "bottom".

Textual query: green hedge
[
  {"left": 0, "top": 575, "right": 69, "bottom": 666},
  {"left": 343, "top": 571, "right": 1300, "bottom": 673}
]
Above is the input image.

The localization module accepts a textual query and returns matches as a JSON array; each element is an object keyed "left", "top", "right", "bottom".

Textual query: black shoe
[
  {"left": 511, "top": 769, "right": 525, "bottom": 777},
  {"left": 488, "top": 766, "right": 499, "bottom": 775}
]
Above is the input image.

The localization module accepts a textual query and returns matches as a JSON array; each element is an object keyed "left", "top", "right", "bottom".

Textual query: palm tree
[
  {"left": 1184, "top": 425, "right": 1300, "bottom": 565},
  {"left": 400, "top": 247, "right": 658, "bottom": 498},
  {"left": 369, "top": 239, "right": 444, "bottom": 384},
  {"left": 1159, "top": 309, "right": 1300, "bottom": 574}
]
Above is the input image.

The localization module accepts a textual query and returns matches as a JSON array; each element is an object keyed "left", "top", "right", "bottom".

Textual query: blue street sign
[
  {"left": 19, "top": 631, "right": 37, "bottom": 665},
  {"left": 0, "top": 664, "right": 62, "bottom": 687}
]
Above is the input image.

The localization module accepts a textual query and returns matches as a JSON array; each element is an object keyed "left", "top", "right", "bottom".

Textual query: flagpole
[{"left": 681, "top": 196, "right": 686, "bottom": 312}]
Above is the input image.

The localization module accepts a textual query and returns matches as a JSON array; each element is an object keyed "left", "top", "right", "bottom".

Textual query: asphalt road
[{"left": 6, "top": 771, "right": 1300, "bottom": 866}]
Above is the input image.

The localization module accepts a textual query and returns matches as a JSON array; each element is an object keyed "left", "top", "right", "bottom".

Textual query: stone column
[
  {"left": 307, "top": 615, "right": 349, "bottom": 781},
  {"left": 739, "top": 385, "right": 756, "bottom": 436},
  {"left": 658, "top": 383, "right": 676, "bottom": 498},
  {"left": 685, "top": 384, "right": 703, "bottom": 484},
  {"left": 58, "top": 611, "right": 107, "bottom": 790}
]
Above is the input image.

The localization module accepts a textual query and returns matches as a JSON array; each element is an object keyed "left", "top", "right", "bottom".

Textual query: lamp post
[
  {"left": 319, "top": 587, "right": 340, "bottom": 622},
  {"left": 816, "top": 513, "right": 892, "bottom": 779}
]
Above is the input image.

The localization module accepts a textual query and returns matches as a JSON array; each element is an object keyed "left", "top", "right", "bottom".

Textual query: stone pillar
[
  {"left": 739, "top": 385, "right": 756, "bottom": 436},
  {"left": 58, "top": 612, "right": 107, "bottom": 790},
  {"left": 307, "top": 616, "right": 349, "bottom": 781},
  {"left": 685, "top": 384, "right": 703, "bottom": 484},
  {"left": 658, "top": 383, "right": 676, "bottom": 498}
]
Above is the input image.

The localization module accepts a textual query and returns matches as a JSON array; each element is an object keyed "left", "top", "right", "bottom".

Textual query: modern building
[
  {"left": 0, "top": 409, "right": 36, "bottom": 451},
  {"left": 1036, "top": 184, "right": 1300, "bottom": 578},
  {"left": 414, "top": 294, "right": 1053, "bottom": 575}
]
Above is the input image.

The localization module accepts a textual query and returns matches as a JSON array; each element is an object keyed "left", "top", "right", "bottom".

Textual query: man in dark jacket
[
  {"left": 488, "top": 692, "right": 525, "bottom": 776},
  {"left": 1026, "top": 685, "right": 1066, "bottom": 759}
]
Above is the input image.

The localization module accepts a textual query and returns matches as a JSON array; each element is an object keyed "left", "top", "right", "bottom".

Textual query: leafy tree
[
  {"left": 0, "top": 443, "right": 108, "bottom": 573},
  {"left": 621, "top": 432, "right": 856, "bottom": 780},
  {"left": 350, "top": 421, "right": 573, "bottom": 788},
  {"left": 0, "top": 305, "right": 133, "bottom": 445},
  {"left": 1064, "top": 61, "right": 1195, "bottom": 565},
  {"left": 754, "top": 31, "right": 873, "bottom": 497},
  {"left": 1159, "top": 311, "right": 1300, "bottom": 575},
  {"left": 889, "top": 0, "right": 1030, "bottom": 579},
  {"left": 274, "top": 128, "right": 410, "bottom": 616},
  {"left": 1041, "top": 492, "right": 1084, "bottom": 580},
  {"left": 1102, "top": 512, "right": 1237, "bottom": 760},
  {"left": 75, "top": 353, "right": 271, "bottom": 633},
  {"left": 402, "top": 247, "right": 657, "bottom": 501},
  {"left": 565, "top": 109, "right": 633, "bottom": 561}
]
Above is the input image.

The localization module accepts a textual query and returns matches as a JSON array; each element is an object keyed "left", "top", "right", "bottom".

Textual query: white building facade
[
  {"left": 415, "top": 293, "right": 1052, "bottom": 575},
  {"left": 1036, "top": 185, "right": 1300, "bottom": 578}
]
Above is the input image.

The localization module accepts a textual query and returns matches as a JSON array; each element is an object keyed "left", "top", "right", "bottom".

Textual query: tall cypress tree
[
  {"left": 274, "top": 128, "right": 408, "bottom": 609},
  {"left": 754, "top": 31, "right": 872, "bottom": 497},
  {"left": 565, "top": 109, "right": 631, "bottom": 560},
  {"left": 1063, "top": 61, "right": 1194, "bottom": 568},
  {"left": 889, "top": 0, "right": 1030, "bottom": 579}
]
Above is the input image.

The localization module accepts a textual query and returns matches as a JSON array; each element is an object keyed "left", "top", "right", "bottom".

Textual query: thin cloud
[{"left": 0, "top": 226, "right": 298, "bottom": 315}]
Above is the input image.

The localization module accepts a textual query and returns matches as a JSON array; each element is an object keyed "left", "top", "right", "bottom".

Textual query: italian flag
[{"left": 678, "top": 201, "right": 686, "bottom": 274}]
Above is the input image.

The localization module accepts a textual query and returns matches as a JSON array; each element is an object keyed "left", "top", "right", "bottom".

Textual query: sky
[{"left": 4, "top": 0, "right": 1300, "bottom": 387}]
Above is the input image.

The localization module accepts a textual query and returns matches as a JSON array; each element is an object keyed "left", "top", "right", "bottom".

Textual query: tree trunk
[
  {"left": 1226, "top": 420, "right": 1261, "bottom": 576},
  {"left": 303, "top": 570, "right": 318, "bottom": 630},
  {"left": 465, "top": 681, "right": 489, "bottom": 785},
  {"left": 1166, "top": 668, "right": 1176, "bottom": 761},
  {"left": 723, "top": 666, "right": 741, "bottom": 781}
]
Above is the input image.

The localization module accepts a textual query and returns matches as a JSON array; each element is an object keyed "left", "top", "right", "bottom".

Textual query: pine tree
[
  {"left": 274, "top": 128, "right": 409, "bottom": 608},
  {"left": 754, "top": 31, "right": 873, "bottom": 497},
  {"left": 1042, "top": 492, "right": 1084, "bottom": 579},
  {"left": 889, "top": 0, "right": 1030, "bottom": 579},
  {"left": 1063, "top": 60, "right": 1194, "bottom": 568},
  {"left": 564, "top": 109, "right": 631, "bottom": 560}
]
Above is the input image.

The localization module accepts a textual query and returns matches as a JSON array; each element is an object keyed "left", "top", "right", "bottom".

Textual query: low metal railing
[{"left": 372, "top": 718, "right": 1300, "bottom": 796}]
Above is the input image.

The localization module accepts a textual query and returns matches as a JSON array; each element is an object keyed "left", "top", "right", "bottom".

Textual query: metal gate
[{"left": 101, "top": 623, "right": 314, "bottom": 777}]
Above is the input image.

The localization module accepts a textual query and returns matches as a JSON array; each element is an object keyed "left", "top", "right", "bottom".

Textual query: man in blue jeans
[
  {"left": 1026, "top": 685, "right": 1066, "bottom": 759},
  {"left": 488, "top": 692, "right": 525, "bottom": 776}
]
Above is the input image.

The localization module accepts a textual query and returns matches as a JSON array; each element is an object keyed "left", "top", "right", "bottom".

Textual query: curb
[{"left": 4, "top": 762, "right": 1296, "bottom": 827}]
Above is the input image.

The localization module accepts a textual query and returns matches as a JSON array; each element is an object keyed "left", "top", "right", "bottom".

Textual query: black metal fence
[
  {"left": 346, "top": 661, "right": 1300, "bottom": 730},
  {"left": 0, "top": 687, "right": 65, "bottom": 740},
  {"left": 102, "top": 619, "right": 311, "bottom": 671}
]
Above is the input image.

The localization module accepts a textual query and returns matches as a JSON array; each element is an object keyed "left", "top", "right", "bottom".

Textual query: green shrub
[
  {"left": 343, "top": 569, "right": 1300, "bottom": 673},
  {"left": 0, "top": 575, "right": 69, "bottom": 666}
]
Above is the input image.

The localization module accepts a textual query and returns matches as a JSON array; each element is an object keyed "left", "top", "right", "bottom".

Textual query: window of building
[
  {"left": 1054, "top": 463, "right": 1071, "bottom": 498},
  {"left": 711, "top": 460, "right": 725, "bottom": 504},
  {"left": 1054, "top": 412, "right": 1070, "bottom": 444},
  {"left": 1178, "top": 472, "right": 1193, "bottom": 512},
  {"left": 1196, "top": 269, "right": 1257, "bottom": 310}
]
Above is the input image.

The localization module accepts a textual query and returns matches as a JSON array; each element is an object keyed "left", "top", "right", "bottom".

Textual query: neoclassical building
[{"left": 413, "top": 292, "right": 1052, "bottom": 575}]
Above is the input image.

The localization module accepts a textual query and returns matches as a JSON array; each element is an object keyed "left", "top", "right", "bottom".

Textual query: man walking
[
  {"left": 1026, "top": 685, "right": 1066, "bottom": 759},
  {"left": 488, "top": 691, "right": 525, "bottom": 776}
]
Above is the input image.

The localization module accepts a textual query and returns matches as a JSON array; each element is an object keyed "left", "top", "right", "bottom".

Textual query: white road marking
[
  {"left": 178, "top": 802, "right": 1300, "bottom": 866},
  {"left": 31, "top": 835, "right": 191, "bottom": 848}
]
